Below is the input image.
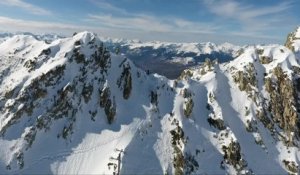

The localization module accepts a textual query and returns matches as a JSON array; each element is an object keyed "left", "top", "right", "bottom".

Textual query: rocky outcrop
[
  {"left": 181, "top": 88, "right": 194, "bottom": 117},
  {"left": 282, "top": 160, "right": 299, "bottom": 174},
  {"left": 285, "top": 27, "right": 300, "bottom": 52},
  {"left": 170, "top": 119, "right": 185, "bottom": 175},
  {"left": 207, "top": 117, "right": 226, "bottom": 130},
  {"left": 99, "top": 85, "right": 116, "bottom": 124},
  {"left": 117, "top": 62, "right": 132, "bottom": 100},
  {"left": 222, "top": 141, "right": 247, "bottom": 172},
  {"left": 232, "top": 63, "right": 256, "bottom": 93},
  {"left": 265, "top": 66, "right": 299, "bottom": 145}
]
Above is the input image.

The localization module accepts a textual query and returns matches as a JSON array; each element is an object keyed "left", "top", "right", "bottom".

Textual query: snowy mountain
[
  {"left": 101, "top": 38, "right": 241, "bottom": 79},
  {"left": 0, "top": 32, "right": 64, "bottom": 44},
  {"left": 0, "top": 33, "right": 14, "bottom": 44},
  {"left": 286, "top": 27, "right": 300, "bottom": 57},
  {"left": 0, "top": 33, "right": 240, "bottom": 79},
  {"left": 1, "top": 27, "right": 300, "bottom": 174}
]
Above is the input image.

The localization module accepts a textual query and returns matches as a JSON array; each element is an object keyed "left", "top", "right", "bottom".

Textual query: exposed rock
[
  {"left": 207, "top": 117, "right": 226, "bottom": 130},
  {"left": 150, "top": 90, "right": 158, "bottom": 106},
  {"left": 82, "top": 83, "right": 93, "bottom": 103},
  {"left": 91, "top": 42, "right": 111, "bottom": 74},
  {"left": 181, "top": 88, "right": 192, "bottom": 98},
  {"left": 73, "top": 48, "right": 85, "bottom": 63},
  {"left": 282, "top": 160, "right": 298, "bottom": 174},
  {"left": 245, "top": 119, "right": 258, "bottom": 133},
  {"left": 99, "top": 86, "right": 116, "bottom": 124},
  {"left": 170, "top": 120, "right": 185, "bottom": 175},
  {"left": 255, "top": 110, "right": 273, "bottom": 131},
  {"left": 264, "top": 77, "right": 274, "bottom": 92},
  {"left": 179, "top": 69, "right": 193, "bottom": 80},
  {"left": 259, "top": 56, "right": 272, "bottom": 64},
  {"left": 117, "top": 63, "right": 132, "bottom": 100},
  {"left": 266, "top": 66, "right": 299, "bottom": 145},
  {"left": 24, "top": 58, "right": 37, "bottom": 72},
  {"left": 39, "top": 48, "right": 51, "bottom": 56},
  {"left": 256, "top": 48, "right": 264, "bottom": 55},
  {"left": 184, "top": 98, "right": 194, "bottom": 117},
  {"left": 204, "top": 58, "right": 213, "bottom": 71},
  {"left": 24, "top": 127, "right": 37, "bottom": 150},
  {"left": 235, "top": 48, "right": 244, "bottom": 58},
  {"left": 285, "top": 29, "right": 299, "bottom": 52},
  {"left": 62, "top": 123, "right": 73, "bottom": 139},
  {"left": 233, "top": 63, "right": 256, "bottom": 93},
  {"left": 222, "top": 141, "right": 247, "bottom": 171},
  {"left": 15, "top": 151, "right": 24, "bottom": 169},
  {"left": 4, "top": 88, "right": 15, "bottom": 99}
]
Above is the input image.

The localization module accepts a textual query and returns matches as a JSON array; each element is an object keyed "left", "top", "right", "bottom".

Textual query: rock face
[
  {"left": 266, "top": 66, "right": 299, "bottom": 145},
  {"left": 285, "top": 26, "right": 300, "bottom": 52},
  {"left": 1, "top": 28, "right": 300, "bottom": 175},
  {"left": 222, "top": 141, "right": 243, "bottom": 169}
]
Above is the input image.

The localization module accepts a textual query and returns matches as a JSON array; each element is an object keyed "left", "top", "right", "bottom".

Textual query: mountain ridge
[{"left": 0, "top": 32, "right": 241, "bottom": 79}]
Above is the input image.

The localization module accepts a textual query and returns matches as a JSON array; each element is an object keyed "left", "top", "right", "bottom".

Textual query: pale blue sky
[{"left": 0, "top": 0, "right": 299, "bottom": 44}]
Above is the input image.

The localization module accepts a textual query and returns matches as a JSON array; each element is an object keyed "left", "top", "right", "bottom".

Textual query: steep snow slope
[
  {"left": 0, "top": 32, "right": 180, "bottom": 174},
  {"left": 0, "top": 30, "right": 300, "bottom": 174}
]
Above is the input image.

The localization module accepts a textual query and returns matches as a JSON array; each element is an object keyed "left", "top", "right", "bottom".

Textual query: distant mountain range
[
  {"left": 0, "top": 32, "right": 64, "bottom": 44},
  {"left": 101, "top": 39, "right": 242, "bottom": 79}
]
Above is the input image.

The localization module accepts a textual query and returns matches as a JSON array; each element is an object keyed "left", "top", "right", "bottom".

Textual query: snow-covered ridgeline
[{"left": 0, "top": 27, "right": 300, "bottom": 174}]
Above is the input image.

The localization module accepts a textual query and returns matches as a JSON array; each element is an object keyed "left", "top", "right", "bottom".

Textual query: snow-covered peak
[
  {"left": 0, "top": 32, "right": 64, "bottom": 44},
  {"left": 229, "top": 44, "right": 297, "bottom": 76},
  {"left": 99, "top": 36, "right": 142, "bottom": 45},
  {"left": 121, "top": 40, "right": 240, "bottom": 55},
  {"left": 295, "top": 26, "right": 300, "bottom": 38},
  {"left": 72, "top": 31, "right": 97, "bottom": 44},
  {"left": 292, "top": 26, "right": 300, "bottom": 52},
  {"left": 0, "top": 34, "right": 46, "bottom": 56},
  {"left": 285, "top": 26, "right": 300, "bottom": 53}
]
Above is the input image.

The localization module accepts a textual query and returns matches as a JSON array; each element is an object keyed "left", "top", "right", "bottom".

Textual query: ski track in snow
[{"left": 16, "top": 119, "right": 144, "bottom": 173}]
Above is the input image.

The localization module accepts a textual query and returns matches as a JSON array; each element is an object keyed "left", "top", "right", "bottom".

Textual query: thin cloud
[
  {"left": 229, "top": 31, "right": 282, "bottom": 40},
  {"left": 204, "top": 0, "right": 292, "bottom": 20},
  {"left": 87, "top": 14, "right": 172, "bottom": 32},
  {"left": 0, "top": 0, "right": 51, "bottom": 15},
  {"left": 0, "top": 14, "right": 215, "bottom": 36},
  {"left": 83, "top": 0, "right": 287, "bottom": 44},
  {"left": 172, "top": 18, "right": 219, "bottom": 33},
  {"left": 0, "top": 16, "right": 85, "bottom": 33},
  {"left": 89, "top": 0, "right": 128, "bottom": 15},
  {"left": 240, "top": 2, "right": 292, "bottom": 19},
  {"left": 87, "top": 14, "right": 219, "bottom": 34},
  {"left": 87, "top": 0, "right": 218, "bottom": 34},
  {"left": 203, "top": 0, "right": 293, "bottom": 32},
  {"left": 0, "top": 15, "right": 245, "bottom": 44}
]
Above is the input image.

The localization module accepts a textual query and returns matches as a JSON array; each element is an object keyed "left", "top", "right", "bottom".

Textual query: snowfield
[{"left": 0, "top": 27, "right": 300, "bottom": 174}]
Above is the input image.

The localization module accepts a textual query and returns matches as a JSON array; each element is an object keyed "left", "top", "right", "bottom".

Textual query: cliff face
[
  {"left": 285, "top": 26, "right": 300, "bottom": 53},
  {"left": 1, "top": 29, "right": 300, "bottom": 174}
]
